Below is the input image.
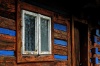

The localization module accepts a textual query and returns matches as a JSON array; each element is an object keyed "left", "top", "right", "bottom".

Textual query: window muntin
[{"left": 22, "top": 10, "right": 51, "bottom": 55}]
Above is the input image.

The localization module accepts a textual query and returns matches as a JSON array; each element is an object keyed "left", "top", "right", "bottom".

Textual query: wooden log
[
  {"left": 54, "top": 60, "right": 68, "bottom": 66},
  {"left": 5, "top": 62, "right": 15, "bottom": 66},
  {"left": 4, "top": 60, "right": 67, "bottom": 66},
  {"left": 0, "top": 41, "right": 15, "bottom": 50},
  {"left": 54, "top": 44, "right": 68, "bottom": 56},
  {"left": 94, "top": 64, "right": 100, "bottom": 66},
  {"left": 0, "top": 16, "right": 15, "bottom": 30},
  {"left": 90, "top": 41, "right": 94, "bottom": 49},
  {"left": 0, "top": 0, "right": 15, "bottom": 12},
  {"left": 0, "top": 0, "right": 16, "bottom": 19},
  {"left": 0, "top": 34, "right": 16, "bottom": 42},
  {"left": 54, "top": 29, "right": 67, "bottom": 36},
  {"left": 15, "top": 61, "right": 67, "bottom": 66},
  {"left": 90, "top": 52, "right": 92, "bottom": 58},
  {"left": 54, "top": 29, "right": 68, "bottom": 41},
  {"left": 21, "top": 2, "right": 53, "bottom": 17},
  {"left": 94, "top": 43, "right": 100, "bottom": 51},
  {"left": 17, "top": 62, "right": 54, "bottom": 66},
  {"left": 0, "top": 10, "right": 15, "bottom": 20},
  {"left": 93, "top": 54, "right": 100, "bottom": 59},
  {"left": 17, "top": 54, "right": 54, "bottom": 63},
  {"left": 0, "top": 56, "right": 15, "bottom": 62},
  {"left": 0, "top": 62, "right": 5, "bottom": 66},
  {"left": 53, "top": 17, "right": 69, "bottom": 26}
]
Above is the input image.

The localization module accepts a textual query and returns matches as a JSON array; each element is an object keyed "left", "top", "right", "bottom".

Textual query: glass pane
[
  {"left": 41, "top": 18, "right": 49, "bottom": 51},
  {"left": 24, "top": 14, "right": 35, "bottom": 51}
]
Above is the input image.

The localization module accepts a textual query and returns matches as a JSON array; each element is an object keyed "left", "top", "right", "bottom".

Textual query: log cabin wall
[
  {"left": 0, "top": 0, "right": 70, "bottom": 66},
  {"left": 0, "top": 0, "right": 99, "bottom": 66}
]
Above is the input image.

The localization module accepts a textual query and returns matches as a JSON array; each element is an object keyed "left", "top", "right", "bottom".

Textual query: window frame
[
  {"left": 17, "top": 1, "right": 54, "bottom": 63},
  {"left": 22, "top": 10, "right": 52, "bottom": 55},
  {"left": 21, "top": 10, "right": 39, "bottom": 55},
  {"left": 39, "top": 14, "right": 52, "bottom": 54}
]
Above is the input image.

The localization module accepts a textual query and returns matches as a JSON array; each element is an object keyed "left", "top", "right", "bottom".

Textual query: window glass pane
[
  {"left": 40, "top": 18, "right": 49, "bottom": 51},
  {"left": 24, "top": 14, "right": 35, "bottom": 51}
]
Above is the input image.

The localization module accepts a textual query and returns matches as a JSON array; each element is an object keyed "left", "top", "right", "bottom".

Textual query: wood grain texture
[
  {"left": 93, "top": 54, "right": 100, "bottom": 59},
  {"left": 54, "top": 44, "right": 68, "bottom": 56},
  {"left": 54, "top": 29, "right": 67, "bottom": 36},
  {"left": 0, "top": 57, "right": 68, "bottom": 66},
  {"left": 54, "top": 60, "right": 68, "bottom": 66},
  {"left": 17, "top": 54, "right": 54, "bottom": 63},
  {"left": 0, "top": 41, "right": 15, "bottom": 50},
  {"left": 0, "top": 59, "right": 68, "bottom": 66},
  {"left": 0, "top": 0, "right": 15, "bottom": 12},
  {"left": 54, "top": 30, "right": 67, "bottom": 41},
  {"left": 0, "top": 56, "right": 15, "bottom": 62},
  {"left": 94, "top": 43, "right": 100, "bottom": 51},
  {"left": 0, "top": 0, "right": 16, "bottom": 19},
  {"left": 0, "top": 16, "right": 15, "bottom": 30},
  {"left": 71, "top": 16, "right": 76, "bottom": 66},
  {"left": 94, "top": 64, "right": 100, "bottom": 66},
  {"left": 53, "top": 14, "right": 69, "bottom": 25},
  {"left": 0, "top": 1, "right": 70, "bottom": 66},
  {"left": 21, "top": 2, "right": 53, "bottom": 17},
  {"left": 0, "top": 34, "right": 16, "bottom": 43},
  {"left": 66, "top": 19, "right": 71, "bottom": 66}
]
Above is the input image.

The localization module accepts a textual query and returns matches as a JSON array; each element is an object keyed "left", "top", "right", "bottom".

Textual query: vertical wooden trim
[
  {"left": 67, "top": 19, "right": 71, "bottom": 66},
  {"left": 16, "top": 0, "right": 21, "bottom": 63},
  {"left": 72, "top": 16, "right": 76, "bottom": 66},
  {"left": 88, "top": 30, "right": 90, "bottom": 66}
]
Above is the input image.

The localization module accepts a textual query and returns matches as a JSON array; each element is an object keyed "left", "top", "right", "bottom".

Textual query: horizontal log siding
[
  {"left": 0, "top": 16, "right": 15, "bottom": 30},
  {"left": 0, "top": 1, "right": 70, "bottom": 66}
]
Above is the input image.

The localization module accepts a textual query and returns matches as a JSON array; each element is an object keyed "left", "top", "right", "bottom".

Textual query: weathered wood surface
[
  {"left": 54, "top": 44, "right": 68, "bottom": 55},
  {"left": 0, "top": 56, "right": 15, "bottom": 62},
  {"left": 54, "top": 29, "right": 67, "bottom": 36},
  {"left": 53, "top": 16, "right": 68, "bottom": 25},
  {"left": 54, "top": 60, "right": 68, "bottom": 66},
  {"left": 0, "top": 41, "right": 15, "bottom": 50},
  {"left": 21, "top": 2, "right": 53, "bottom": 17},
  {"left": 54, "top": 30, "right": 67, "bottom": 41},
  {"left": 0, "top": 58, "right": 68, "bottom": 66},
  {"left": 94, "top": 64, "right": 100, "bottom": 66},
  {"left": 17, "top": 54, "right": 54, "bottom": 63},
  {"left": 90, "top": 41, "right": 94, "bottom": 49},
  {"left": 0, "top": 1, "right": 69, "bottom": 66},
  {"left": 93, "top": 54, "right": 100, "bottom": 59},
  {"left": 0, "top": 34, "right": 16, "bottom": 42},
  {"left": 94, "top": 43, "right": 100, "bottom": 51},
  {"left": 0, "top": 0, "right": 16, "bottom": 19},
  {"left": 90, "top": 52, "right": 92, "bottom": 58},
  {"left": 0, "top": 16, "right": 15, "bottom": 30}
]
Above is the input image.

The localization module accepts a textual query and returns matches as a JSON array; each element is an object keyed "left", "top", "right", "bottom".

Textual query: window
[{"left": 22, "top": 10, "right": 51, "bottom": 55}]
